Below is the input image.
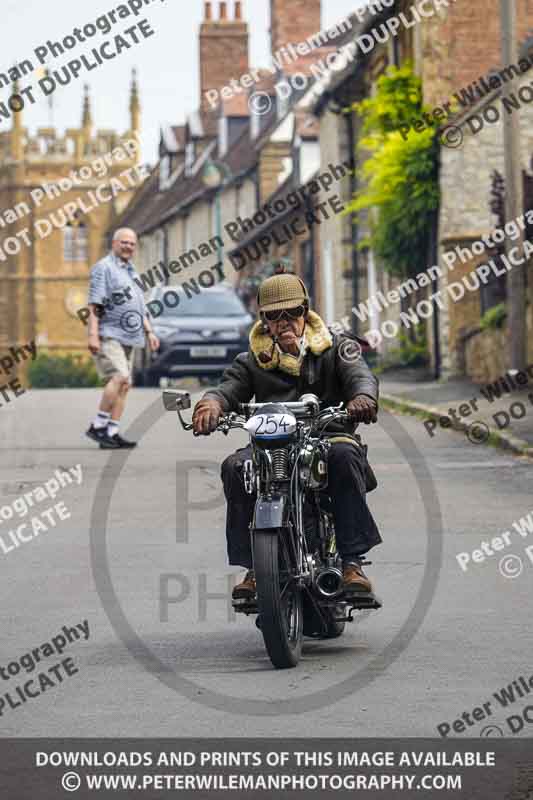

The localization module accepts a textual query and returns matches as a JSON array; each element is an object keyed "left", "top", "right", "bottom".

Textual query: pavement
[
  {"left": 380, "top": 368, "right": 533, "bottom": 457},
  {"left": 1, "top": 385, "right": 532, "bottom": 737}
]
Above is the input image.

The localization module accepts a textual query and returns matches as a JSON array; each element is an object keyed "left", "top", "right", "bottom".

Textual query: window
[
  {"left": 156, "top": 288, "right": 246, "bottom": 317},
  {"left": 481, "top": 169, "right": 508, "bottom": 314},
  {"left": 63, "top": 219, "right": 88, "bottom": 262},
  {"left": 155, "top": 229, "right": 165, "bottom": 263},
  {"left": 185, "top": 142, "right": 195, "bottom": 176},
  {"left": 218, "top": 117, "right": 228, "bottom": 157},
  {"left": 159, "top": 155, "right": 171, "bottom": 190}
]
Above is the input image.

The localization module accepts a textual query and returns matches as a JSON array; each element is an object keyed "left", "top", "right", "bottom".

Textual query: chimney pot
[
  {"left": 205, "top": 1, "right": 212, "bottom": 20},
  {"left": 235, "top": 1, "right": 242, "bottom": 19},
  {"left": 219, "top": 2, "right": 227, "bottom": 20}
]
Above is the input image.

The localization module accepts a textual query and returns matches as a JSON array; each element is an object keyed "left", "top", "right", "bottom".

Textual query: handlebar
[
  {"left": 206, "top": 404, "right": 351, "bottom": 435},
  {"left": 163, "top": 390, "right": 353, "bottom": 436},
  {"left": 239, "top": 400, "right": 316, "bottom": 417}
]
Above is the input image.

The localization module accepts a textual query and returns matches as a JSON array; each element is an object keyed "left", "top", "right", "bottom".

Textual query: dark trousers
[{"left": 220, "top": 442, "right": 382, "bottom": 568}]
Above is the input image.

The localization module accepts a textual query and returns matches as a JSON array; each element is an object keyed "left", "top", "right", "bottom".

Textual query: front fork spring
[{"left": 271, "top": 448, "right": 289, "bottom": 480}]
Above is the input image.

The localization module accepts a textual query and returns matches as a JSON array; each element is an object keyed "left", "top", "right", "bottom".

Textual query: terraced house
[
  {"left": 112, "top": 0, "right": 353, "bottom": 314},
  {"left": 310, "top": 0, "right": 533, "bottom": 380}
]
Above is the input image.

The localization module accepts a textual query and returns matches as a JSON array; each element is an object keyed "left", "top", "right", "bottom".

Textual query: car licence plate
[{"left": 190, "top": 346, "right": 227, "bottom": 358}]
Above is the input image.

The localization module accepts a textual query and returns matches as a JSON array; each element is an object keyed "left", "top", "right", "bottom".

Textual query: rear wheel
[
  {"left": 302, "top": 599, "right": 345, "bottom": 639},
  {"left": 253, "top": 530, "right": 303, "bottom": 669},
  {"left": 322, "top": 608, "right": 346, "bottom": 639}
]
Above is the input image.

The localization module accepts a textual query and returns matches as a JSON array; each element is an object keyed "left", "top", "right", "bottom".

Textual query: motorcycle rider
[{"left": 192, "top": 268, "right": 381, "bottom": 600}]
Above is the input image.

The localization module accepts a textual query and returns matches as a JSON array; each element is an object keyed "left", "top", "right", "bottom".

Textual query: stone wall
[
  {"left": 465, "top": 327, "right": 508, "bottom": 384},
  {"left": 437, "top": 67, "right": 533, "bottom": 378},
  {"left": 316, "top": 110, "right": 353, "bottom": 324},
  {"left": 457, "top": 280, "right": 533, "bottom": 384}
]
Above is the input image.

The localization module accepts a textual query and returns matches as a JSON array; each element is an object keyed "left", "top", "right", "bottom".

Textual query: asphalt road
[{"left": 1, "top": 385, "right": 532, "bottom": 737}]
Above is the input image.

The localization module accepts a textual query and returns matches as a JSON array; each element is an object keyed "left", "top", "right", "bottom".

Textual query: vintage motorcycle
[{"left": 163, "top": 390, "right": 381, "bottom": 669}]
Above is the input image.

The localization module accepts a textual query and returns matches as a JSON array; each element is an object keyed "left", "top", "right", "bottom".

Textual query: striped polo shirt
[{"left": 88, "top": 252, "right": 147, "bottom": 347}]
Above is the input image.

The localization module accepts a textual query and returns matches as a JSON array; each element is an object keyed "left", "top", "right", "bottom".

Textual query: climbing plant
[{"left": 345, "top": 63, "right": 440, "bottom": 280}]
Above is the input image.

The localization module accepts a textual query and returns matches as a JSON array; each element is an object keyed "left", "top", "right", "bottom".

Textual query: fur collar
[{"left": 249, "top": 310, "right": 333, "bottom": 376}]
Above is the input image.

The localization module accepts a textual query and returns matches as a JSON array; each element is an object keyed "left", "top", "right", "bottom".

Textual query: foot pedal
[{"left": 347, "top": 592, "right": 382, "bottom": 611}]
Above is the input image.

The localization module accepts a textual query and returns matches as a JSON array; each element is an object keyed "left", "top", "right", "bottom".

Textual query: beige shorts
[{"left": 93, "top": 338, "right": 134, "bottom": 383}]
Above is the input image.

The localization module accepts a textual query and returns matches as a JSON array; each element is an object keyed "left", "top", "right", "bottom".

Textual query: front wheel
[{"left": 253, "top": 530, "right": 303, "bottom": 669}]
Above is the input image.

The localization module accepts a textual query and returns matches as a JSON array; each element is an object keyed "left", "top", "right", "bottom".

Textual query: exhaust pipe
[{"left": 314, "top": 567, "right": 344, "bottom": 599}]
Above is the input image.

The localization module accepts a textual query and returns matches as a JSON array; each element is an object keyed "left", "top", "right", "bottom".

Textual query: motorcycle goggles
[{"left": 262, "top": 305, "right": 306, "bottom": 322}]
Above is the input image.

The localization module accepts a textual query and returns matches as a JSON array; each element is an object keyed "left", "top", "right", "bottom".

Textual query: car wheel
[
  {"left": 143, "top": 370, "right": 161, "bottom": 388},
  {"left": 132, "top": 369, "right": 145, "bottom": 387}
]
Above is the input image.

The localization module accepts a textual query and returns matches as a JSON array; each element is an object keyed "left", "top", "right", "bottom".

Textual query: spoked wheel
[{"left": 253, "top": 530, "right": 303, "bottom": 669}]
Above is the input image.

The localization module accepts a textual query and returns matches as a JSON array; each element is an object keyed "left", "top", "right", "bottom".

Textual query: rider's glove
[
  {"left": 346, "top": 395, "right": 378, "bottom": 425},
  {"left": 192, "top": 397, "right": 223, "bottom": 435}
]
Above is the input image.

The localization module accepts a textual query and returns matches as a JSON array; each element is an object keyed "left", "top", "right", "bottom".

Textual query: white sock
[
  {"left": 107, "top": 420, "right": 120, "bottom": 437},
  {"left": 93, "top": 411, "right": 110, "bottom": 429}
]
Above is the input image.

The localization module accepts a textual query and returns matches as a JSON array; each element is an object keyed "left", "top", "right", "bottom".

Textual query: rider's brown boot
[
  {"left": 342, "top": 561, "right": 372, "bottom": 594},
  {"left": 232, "top": 569, "right": 256, "bottom": 600}
]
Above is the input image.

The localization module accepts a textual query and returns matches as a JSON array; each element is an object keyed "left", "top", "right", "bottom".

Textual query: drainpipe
[
  {"left": 345, "top": 110, "right": 359, "bottom": 335},
  {"left": 163, "top": 225, "right": 169, "bottom": 285},
  {"left": 304, "top": 195, "right": 316, "bottom": 303},
  {"left": 429, "top": 207, "right": 441, "bottom": 379}
]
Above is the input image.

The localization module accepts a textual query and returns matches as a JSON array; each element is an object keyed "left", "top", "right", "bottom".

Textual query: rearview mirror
[{"left": 162, "top": 390, "right": 191, "bottom": 411}]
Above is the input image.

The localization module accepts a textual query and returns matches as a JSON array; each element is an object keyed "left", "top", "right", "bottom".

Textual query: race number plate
[{"left": 244, "top": 413, "right": 297, "bottom": 438}]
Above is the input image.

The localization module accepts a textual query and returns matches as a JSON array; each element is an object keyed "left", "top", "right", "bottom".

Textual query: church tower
[
  {"left": 0, "top": 75, "right": 143, "bottom": 368},
  {"left": 129, "top": 68, "right": 141, "bottom": 139}
]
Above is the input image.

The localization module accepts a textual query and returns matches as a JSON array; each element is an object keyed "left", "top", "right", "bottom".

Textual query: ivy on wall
[{"left": 345, "top": 63, "right": 440, "bottom": 280}]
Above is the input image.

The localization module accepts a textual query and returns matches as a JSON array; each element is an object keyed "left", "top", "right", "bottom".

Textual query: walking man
[{"left": 85, "top": 227, "right": 159, "bottom": 449}]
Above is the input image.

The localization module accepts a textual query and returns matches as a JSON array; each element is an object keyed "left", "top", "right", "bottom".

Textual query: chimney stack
[
  {"left": 199, "top": 0, "right": 249, "bottom": 113},
  {"left": 270, "top": 0, "right": 321, "bottom": 57}
]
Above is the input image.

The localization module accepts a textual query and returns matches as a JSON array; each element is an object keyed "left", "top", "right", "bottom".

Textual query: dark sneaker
[
  {"left": 232, "top": 570, "right": 256, "bottom": 600},
  {"left": 86, "top": 424, "right": 111, "bottom": 445},
  {"left": 342, "top": 561, "right": 372, "bottom": 594},
  {"left": 96, "top": 433, "right": 121, "bottom": 449},
  {"left": 100, "top": 433, "right": 137, "bottom": 449}
]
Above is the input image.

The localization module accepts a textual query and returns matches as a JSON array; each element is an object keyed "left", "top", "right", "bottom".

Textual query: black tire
[
  {"left": 143, "top": 370, "right": 160, "bottom": 388},
  {"left": 253, "top": 530, "right": 303, "bottom": 669},
  {"left": 132, "top": 369, "right": 145, "bottom": 387},
  {"left": 302, "top": 598, "right": 345, "bottom": 639},
  {"left": 322, "top": 608, "right": 345, "bottom": 639}
]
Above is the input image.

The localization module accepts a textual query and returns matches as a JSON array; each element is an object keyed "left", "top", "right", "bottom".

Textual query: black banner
[{"left": 1, "top": 738, "right": 532, "bottom": 799}]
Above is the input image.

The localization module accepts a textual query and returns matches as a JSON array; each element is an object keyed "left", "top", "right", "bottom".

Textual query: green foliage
[
  {"left": 352, "top": 63, "right": 425, "bottom": 137},
  {"left": 383, "top": 324, "right": 429, "bottom": 369},
  {"left": 28, "top": 354, "right": 102, "bottom": 388},
  {"left": 479, "top": 303, "right": 507, "bottom": 331},
  {"left": 345, "top": 63, "right": 440, "bottom": 279}
]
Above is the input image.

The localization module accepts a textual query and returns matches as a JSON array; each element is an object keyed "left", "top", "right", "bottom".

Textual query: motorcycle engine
[{"left": 300, "top": 440, "right": 329, "bottom": 489}]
